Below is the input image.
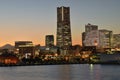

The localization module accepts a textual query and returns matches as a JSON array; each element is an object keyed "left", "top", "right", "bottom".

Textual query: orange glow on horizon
[{"left": 0, "top": 39, "right": 82, "bottom": 47}]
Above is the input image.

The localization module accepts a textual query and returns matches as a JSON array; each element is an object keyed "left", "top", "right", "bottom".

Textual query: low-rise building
[
  {"left": 0, "top": 53, "right": 19, "bottom": 65},
  {"left": 100, "top": 53, "right": 120, "bottom": 63},
  {"left": 15, "top": 41, "right": 35, "bottom": 57}
]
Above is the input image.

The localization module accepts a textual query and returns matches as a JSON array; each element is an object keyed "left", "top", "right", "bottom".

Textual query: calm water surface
[{"left": 0, "top": 64, "right": 120, "bottom": 80}]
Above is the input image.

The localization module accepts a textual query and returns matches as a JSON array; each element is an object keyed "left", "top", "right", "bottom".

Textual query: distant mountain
[{"left": 0, "top": 44, "right": 14, "bottom": 49}]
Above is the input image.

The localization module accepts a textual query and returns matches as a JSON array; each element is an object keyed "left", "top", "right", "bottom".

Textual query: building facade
[
  {"left": 112, "top": 34, "right": 120, "bottom": 48},
  {"left": 99, "top": 29, "right": 112, "bottom": 49},
  {"left": 45, "top": 35, "right": 54, "bottom": 47},
  {"left": 83, "top": 30, "right": 99, "bottom": 47},
  {"left": 82, "top": 23, "right": 98, "bottom": 46},
  {"left": 15, "top": 41, "right": 33, "bottom": 48},
  {"left": 15, "top": 41, "right": 35, "bottom": 57},
  {"left": 56, "top": 6, "right": 72, "bottom": 55},
  {"left": 83, "top": 29, "right": 112, "bottom": 49}
]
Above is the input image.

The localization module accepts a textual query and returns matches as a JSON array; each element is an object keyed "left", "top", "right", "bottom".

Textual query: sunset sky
[{"left": 0, "top": 0, "right": 120, "bottom": 46}]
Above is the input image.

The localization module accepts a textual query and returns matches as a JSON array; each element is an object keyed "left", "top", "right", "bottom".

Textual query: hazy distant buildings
[
  {"left": 56, "top": 6, "right": 72, "bottom": 55},
  {"left": 45, "top": 35, "right": 54, "bottom": 47}
]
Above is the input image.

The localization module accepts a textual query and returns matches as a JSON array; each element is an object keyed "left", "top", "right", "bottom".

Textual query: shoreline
[{"left": 0, "top": 62, "right": 120, "bottom": 67}]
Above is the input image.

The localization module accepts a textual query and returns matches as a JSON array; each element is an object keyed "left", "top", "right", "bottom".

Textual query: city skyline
[{"left": 0, "top": 0, "right": 120, "bottom": 46}]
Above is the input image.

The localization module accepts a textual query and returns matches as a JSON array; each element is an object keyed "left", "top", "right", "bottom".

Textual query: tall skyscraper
[
  {"left": 45, "top": 35, "right": 54, "bottom": 47},
  {"left": 56, "top": 6, "right": 72, "bottom": 55}
]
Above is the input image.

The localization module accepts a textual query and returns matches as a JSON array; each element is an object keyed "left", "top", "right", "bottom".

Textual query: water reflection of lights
[
  {"left": 90, "top": 64, "right": 93, "bottom": 72},
  {"left": 89, "top": 64, "right": 101, "bottom": 80}
]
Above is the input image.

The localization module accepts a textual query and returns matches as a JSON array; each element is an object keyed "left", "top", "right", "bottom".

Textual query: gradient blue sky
[{"left": 0, "top": 0, "right": 120, "bottom": 46}]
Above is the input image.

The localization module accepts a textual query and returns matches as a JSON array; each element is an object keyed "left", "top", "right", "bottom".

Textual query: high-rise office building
[
  {"left": 83, "top": 30, "right": 99, "bottom": 47},
  {"left": 99, "top": 29, "right": 113, "bottom": 49},
  {"left": 82, "top": 23, "right": 98, "bottom": 46},
  {"left": 45, "top": 35, "right": 54, "bottom": 47},
  {"left": 83, "top": 29, "right": 112, "bottom": 49},
  {"left": 56, "top": 6, "right": 72, "bottom": 55}
]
